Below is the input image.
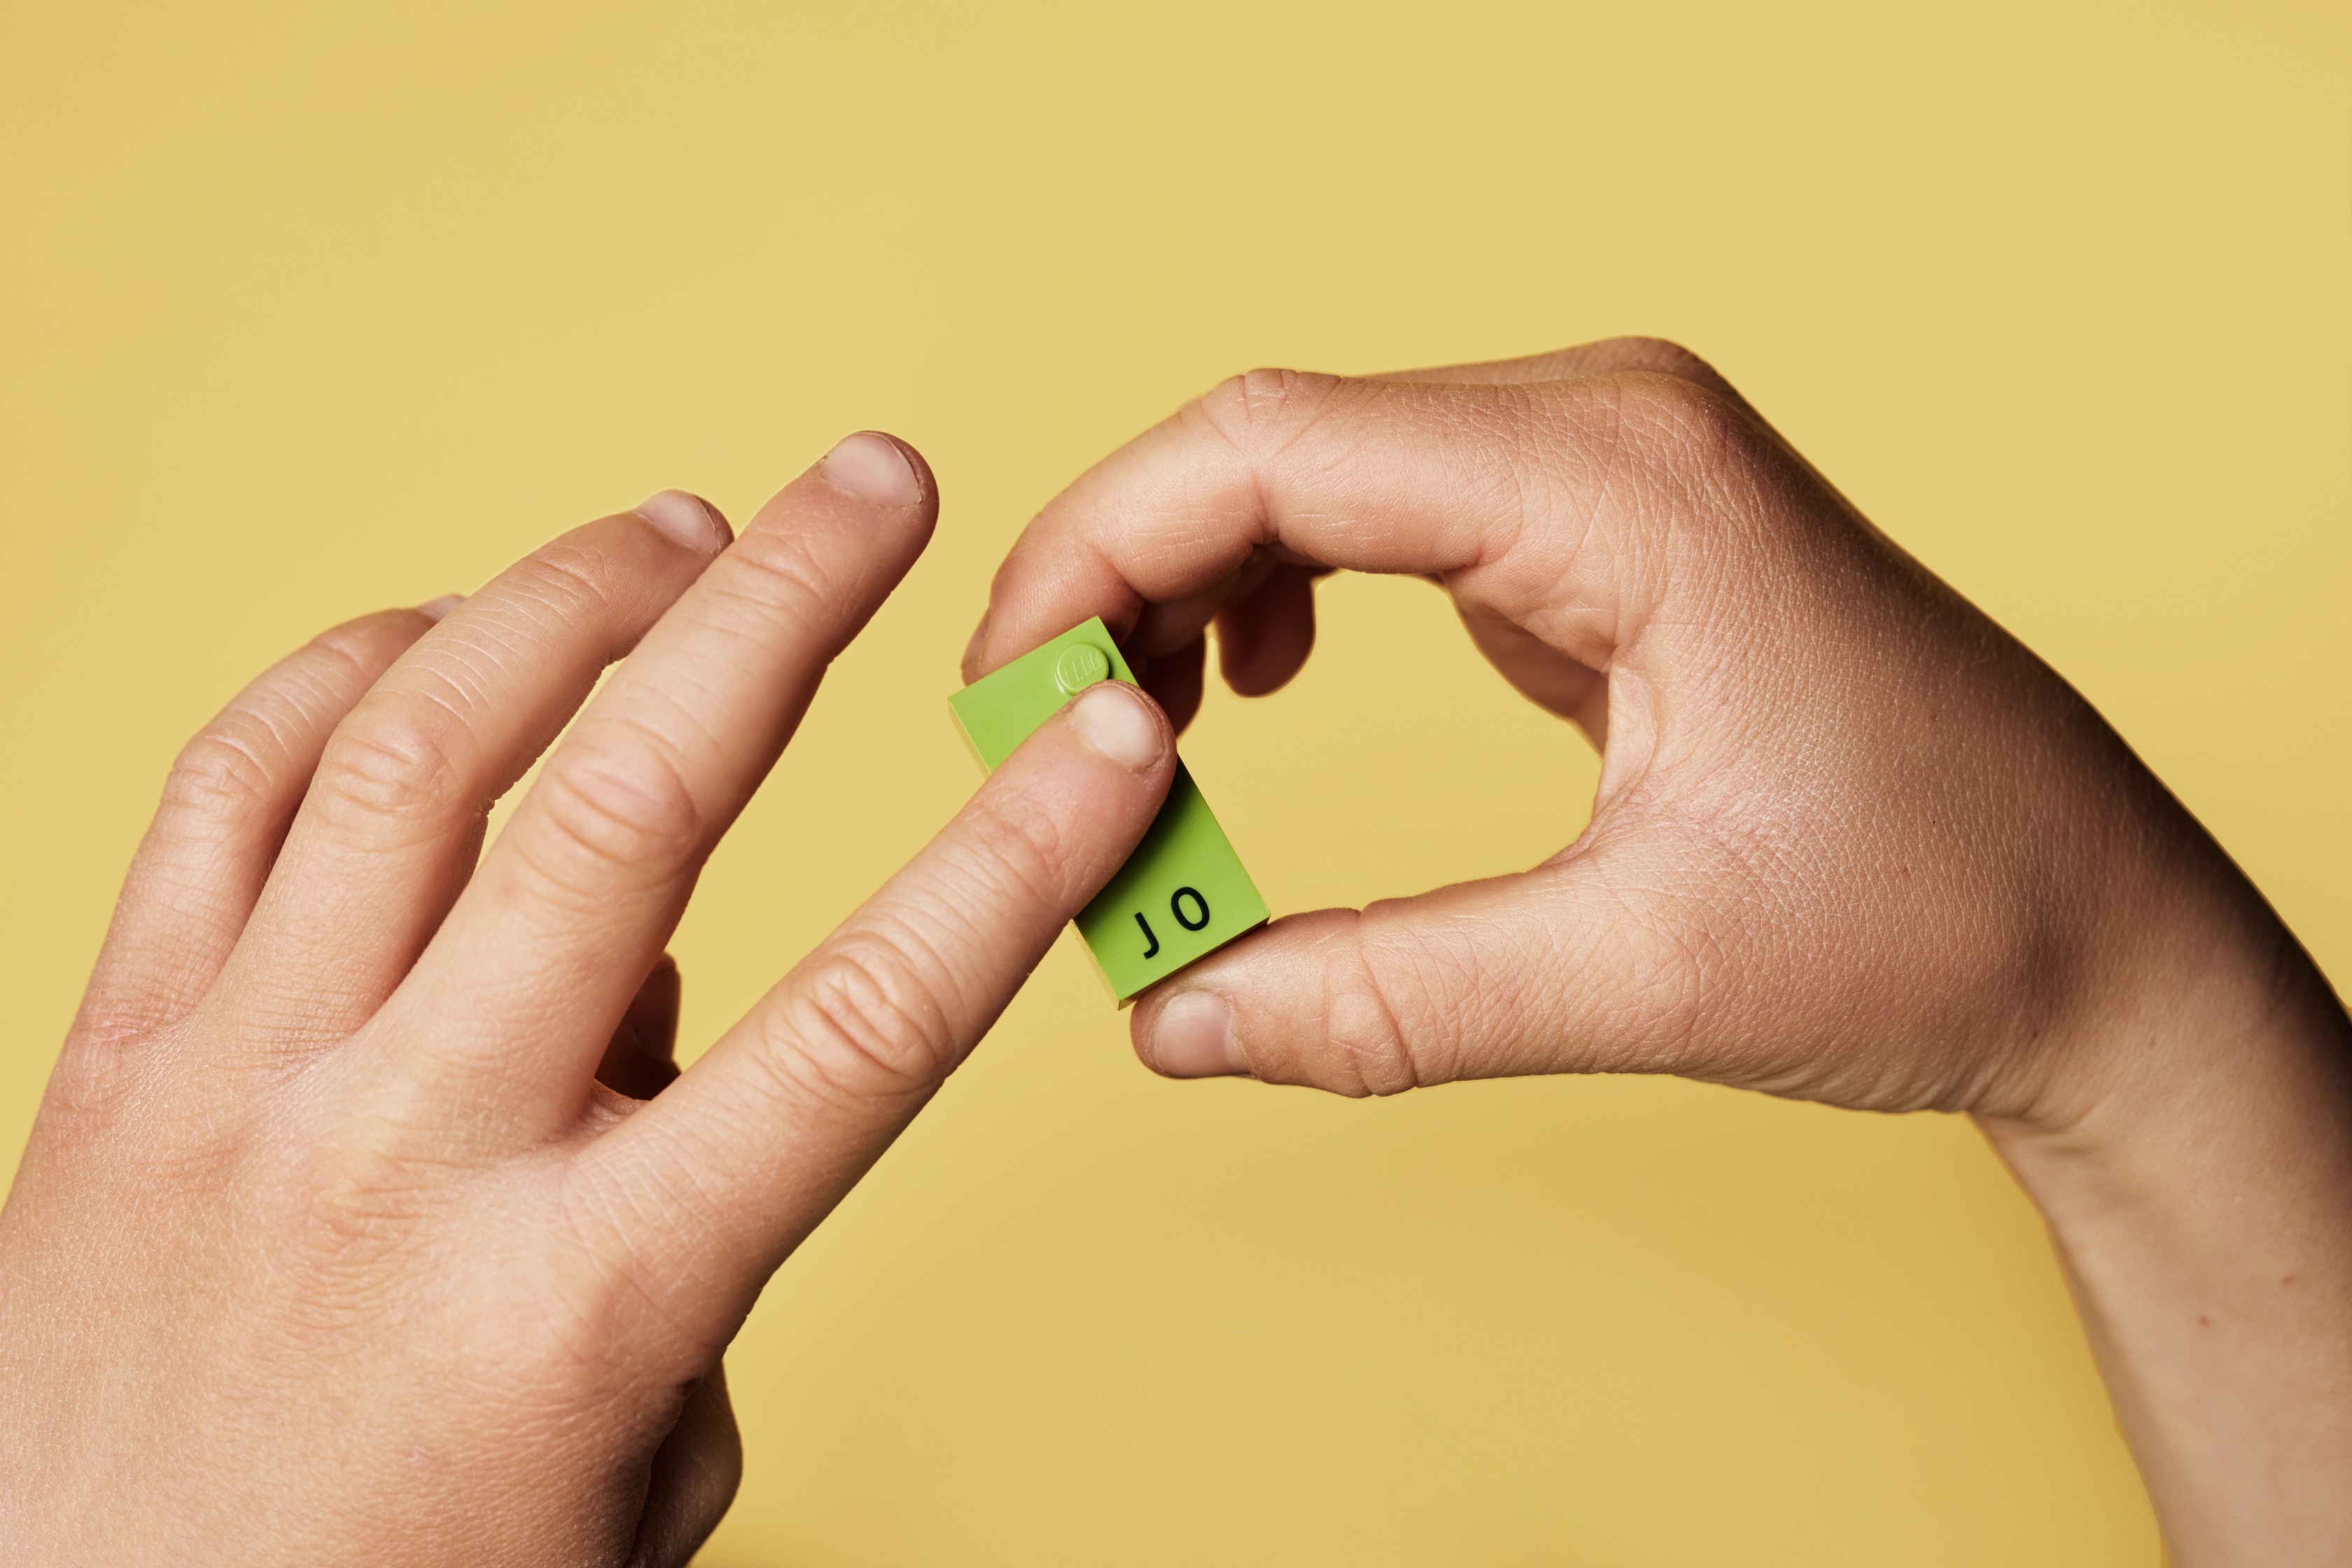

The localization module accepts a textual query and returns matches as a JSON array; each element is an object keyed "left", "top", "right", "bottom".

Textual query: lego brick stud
[
  {"left": 1055, "top": 642, "right": 1110, "bottom": 696},
  {"left": 948, "top": 617, "right": 1270, "bottom": 1004}
]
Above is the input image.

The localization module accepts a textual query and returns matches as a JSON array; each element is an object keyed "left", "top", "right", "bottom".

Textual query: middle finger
[
  {"left": 368, "top": 434, "right": 937, "bottom": 1143},
  {"left": 211, "top": 493, "right": 733, "bottom": 1056}
]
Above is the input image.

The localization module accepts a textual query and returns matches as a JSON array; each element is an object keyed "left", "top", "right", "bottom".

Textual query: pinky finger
[{"left": 73, "top": 601, "right": 447, "bottom": 1042}]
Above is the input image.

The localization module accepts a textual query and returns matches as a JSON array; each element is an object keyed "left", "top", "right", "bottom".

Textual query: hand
[
  {"left": 0, "top": 434, "right": 1178, "bottom": 1566},
  {"left": 972, "top": 338, "right": 2256, "bottom": 1116},
  {"left": 968, "top": 342, "right": 2352, "bottom": 1562}
]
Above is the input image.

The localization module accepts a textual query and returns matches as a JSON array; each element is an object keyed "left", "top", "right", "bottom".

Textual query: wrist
[
  {"left": 1980, "top": 765, "right": 2338, "bottom": 1142},
  {"left": 1982, "top": 830, "right": 2352, "bottom": 1291},
  {"left": 1974, "top": 860, "right": 2352, "bottom": 1562}
]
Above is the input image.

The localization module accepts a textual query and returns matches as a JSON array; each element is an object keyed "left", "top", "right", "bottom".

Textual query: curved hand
[
  {"left": 970, "top": 342, "right": 2352, "bottom": 1563},
  {"left": 0, "top": 434, "right": 1177, "bottom": 1566}
]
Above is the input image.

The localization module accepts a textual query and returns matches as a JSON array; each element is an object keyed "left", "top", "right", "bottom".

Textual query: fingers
[
  {"left": 73, "top": 606, "right": 440, "bottom": 1043},
  {"left": 578, "top": 680, "right": 1175, "bottom": 1346},
  {"left": 966, "top": 358, "right": 1745, "bottom": 696},
  {"left": 1128, "top": 857, "right": 1687, "bottom": 1096},
  {"left": 214, "top": 493, "right": 734, "bottom": 1053},
  {"left": 377, "top": 435, "right": 937, "bottom": 1136},
  {"left": 1368, "top": 341, "right": 1790, "bottom": 752},
  {"left": 1126, "top": 785, "right": 2020, "bottom": 1114},
  {"left": 964, "top": 337, "right": 1796, "bottom": 750}
]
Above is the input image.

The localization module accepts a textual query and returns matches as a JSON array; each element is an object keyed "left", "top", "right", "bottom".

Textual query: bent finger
[{"left": 968, "top": 365, "right": 1714, "bottom": 689}]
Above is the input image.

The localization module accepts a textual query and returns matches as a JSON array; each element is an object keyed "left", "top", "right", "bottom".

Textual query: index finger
[
  {"left": 570, "top": 678, "right": 1177, "bottom": 1360},
  {"left": 967, "top": 351, "right": 1742, "bottom": 682}
]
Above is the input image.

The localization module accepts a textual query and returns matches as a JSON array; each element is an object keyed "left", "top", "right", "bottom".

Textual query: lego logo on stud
[{"left": 1054, "top": 643, "right": 1111, "bottom": 696}]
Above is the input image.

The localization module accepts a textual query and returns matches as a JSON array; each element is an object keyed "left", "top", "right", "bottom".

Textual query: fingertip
[
  {"left": 1139, "top": 988, "right": 1250, "bottom": 1078},
  {"left": 817, "top": 431, "right": 930, "bottom": 512},
  {"left": 735, "top": 435, "right": 936, "bottom": 590},
  {"left": 1067, "top": 680, "right": 1168, "bottom": 774},
  {"left": 892, "top": 437, "right": 941, "bottom": 518},
  {"left": 636, "top": 490, "right": 734, "bottom": 552}
]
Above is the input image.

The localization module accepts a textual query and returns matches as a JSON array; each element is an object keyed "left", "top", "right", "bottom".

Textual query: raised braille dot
[{"left": 1055, "top": 642, "right": 1111, "bottom": 696}]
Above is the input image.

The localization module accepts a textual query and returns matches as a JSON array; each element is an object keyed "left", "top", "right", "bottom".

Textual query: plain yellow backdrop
[{"left": 3, "top": 1, "right": 2346, "bottom": 1562}]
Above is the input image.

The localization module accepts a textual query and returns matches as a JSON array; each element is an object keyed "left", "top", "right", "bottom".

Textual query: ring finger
[
  {"left": 206, "top": 492, "right": 733, "bottom": 1058},
  {"left": 367, "top": 434, "right": 938, "bottom": 1144}
]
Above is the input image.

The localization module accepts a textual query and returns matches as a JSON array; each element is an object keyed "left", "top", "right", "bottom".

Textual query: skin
[
  {"left": 0, "top": 434, "right": 1180, "bottom": 1565},
  {"left": 967, "top": 340, "right": 2352, "bottom": 1564},
  {"left": 2, "top": 342, "right": 2344, "bottom": 1562}
]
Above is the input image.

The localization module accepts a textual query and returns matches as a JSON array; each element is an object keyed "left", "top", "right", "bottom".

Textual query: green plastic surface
[{"left": 948, "top": 618, "right": 1270, "bottom": 1003}]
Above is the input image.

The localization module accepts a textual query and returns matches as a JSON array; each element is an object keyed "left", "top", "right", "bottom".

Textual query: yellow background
[{"left": 3, "top": 1, "right": 2345, "bottom": 1562}]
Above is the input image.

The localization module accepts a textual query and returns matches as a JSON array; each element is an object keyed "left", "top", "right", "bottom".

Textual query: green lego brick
[{"left": 948, "top": 617, "right": 1270, "bottom": 1003}]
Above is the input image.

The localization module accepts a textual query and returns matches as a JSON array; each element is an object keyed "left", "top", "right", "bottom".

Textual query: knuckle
[
  {"left": 1590, "top": 335, "right": 1723, "bottom": 385},
  {"left": 1192, "top": 367, "right": 1347, "bottom": 449},
  {"left": 959, "top": 788, "right": 1076, "bottom": 910},
  {"left": 1308, "top": 914, "right": 1423, "bottom": 1098},
  {"left": 155, "top": 614, "right": 428, "bottom": 832},
  {"left": 312, "top": 687, "right": 473, "bottom": 827},
  {"left": 160, "top": 720, "right": 281, "bottom": 825},
  {"left": 555, "top": 1163, "right": 727, "bottom": 1367},
  {"left": 276, "top": 1120, "right": 437, "bottom": 1285},
  {"left": 1608, "top": 368, "right": 1751, "bottom": 479},
  {"left": 710, "top": 524, "right": 845, "bottom": 631},
  {"left": 1616, "top": 363, "right": 1737, "bottom": 439},
  {"left": 1553, "top": 369, "right": 1775, "bottom": 582},
  {"left": 760, "top": 932, "right": 960, "bottom": 1108},
  {"left": 304, "top": 611, "right": 419, "bottom": 682},
  {"left": 37, "top": 1027, "right": 148, "bottom": 1139},
  {"left": 521, "top": 725, "right": 707, "bottom": 892},
  {"left": 511, "top": 539, "right": 626, "bottom": 623}
]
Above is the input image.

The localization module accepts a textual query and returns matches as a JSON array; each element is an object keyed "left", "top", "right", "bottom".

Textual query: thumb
[{"left": 1130, "top": 849, "right": 1704, "bottom": 1094}]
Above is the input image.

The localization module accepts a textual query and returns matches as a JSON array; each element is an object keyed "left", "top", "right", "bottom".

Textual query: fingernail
[
  {"left": 636, "top": 489, "right": 729, "bottom": 550},
  {"left": 960, "top": 610, "right": 992, "bottom": 679},
  {"left": 415, "top": 594, "right": 463, "bottom": 621},
  {"left": 818, "top": 431, "right": 922, "bottom": 508},
  {"left": 1068, "top": 682, "right": 1163, "bottom": 771},
  {"left": 1151, "top": 990, "right": 1246, "bottom": 1077}
]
